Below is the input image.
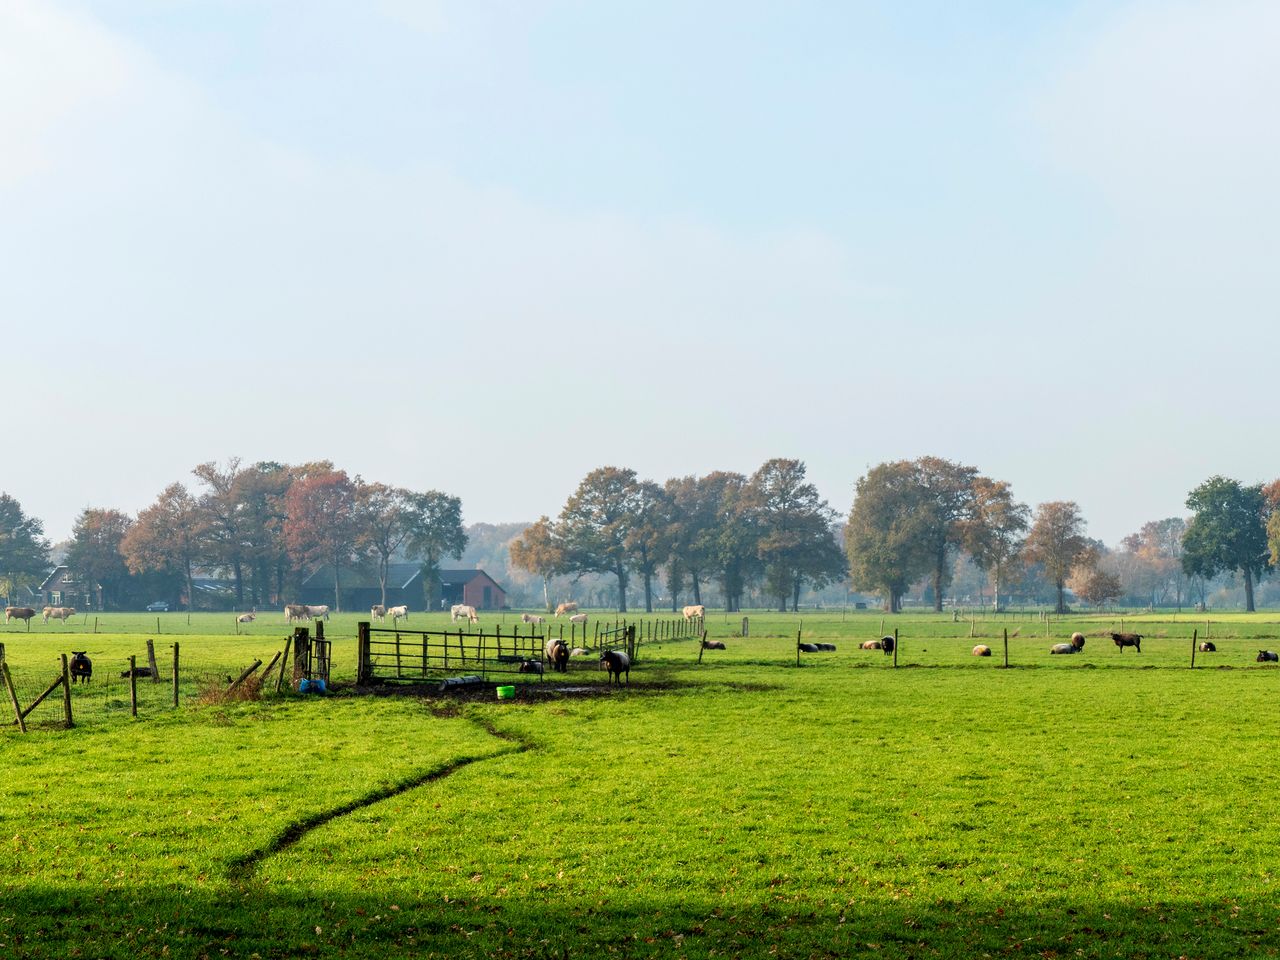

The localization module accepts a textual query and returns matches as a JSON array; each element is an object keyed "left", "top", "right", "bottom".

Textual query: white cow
[
  {"left": 237, "top": 611, "right": 257, "bottom": 623},
  {"left": 284, "top": 604, "right": 308, "bottom": 622},
  {"left": 569, "top": 613, "right": 588, "bottom": 625},
  {"left": 43, "top": 606, "right": 76, "bottom": 623},
  {"left": 450, "top": 604, "right": 479, "bottom": 623},
  {"left": 389, "top": 605, "right": 409, "bottom": 624},
  {"left": 554, "top": 602, "right": 579, "bottom": 617},
  {"left": 682, "top": 604, "right": 705, "bottom": 621},
  {"left": 370, "top": 604, "right": 387, "bottom": 622},
  {"left": 304, "top": 605, "right": 330, "bottom": 621}
]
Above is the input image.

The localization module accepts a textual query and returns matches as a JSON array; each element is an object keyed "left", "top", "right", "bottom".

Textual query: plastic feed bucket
[{"left": 496, "top": 685, "right": 515, "bottom": 700}]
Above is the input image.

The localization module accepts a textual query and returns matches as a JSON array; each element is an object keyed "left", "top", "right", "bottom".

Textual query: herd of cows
[{"left": 4, "top": 606, "right": 76, "bottom": 625}]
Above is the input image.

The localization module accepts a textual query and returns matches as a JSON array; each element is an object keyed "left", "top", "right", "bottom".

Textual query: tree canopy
[{"left": 1183, "top": 476, "right": 1270, "bottom": 612}]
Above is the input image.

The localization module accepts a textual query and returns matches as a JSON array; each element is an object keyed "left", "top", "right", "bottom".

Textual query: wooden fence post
[
  {"left": 796, "top": 628, "right": 802, "bottom": 667},
  {"left": 3, "top": 661, "right": 26, "bottom": 733},
  {"left": 1191, "top": 629, "right": 1198, "bottom": 669},
  {"left": 227, "top": 660, "right": 263, "bottom": 692},
  {"left": 0, "top": 642, "right": 5, "bottom": 664},
  {"left": 893, "top": 628, "right": 899, "bottom": 669},
  {"left": 172, "top": 642, "right": 180, "bottom": 707},
  {"left": 276, "top": 637, "right": 291, "bottom": 694},
  {"left": 357, "top": 622, "right": 370, "bottom": 685},
  {"left": 61, "top": 654, "right": 73, "bottom": 728},
  {"left": 129, "top": 656, "right": 138, "bottom": 718},
  {"left": 146, "top": 639, "right": 160, "bottom": 683},
  {"left": 1003, "top": 628, "right": 1009, "bottom": 669}
]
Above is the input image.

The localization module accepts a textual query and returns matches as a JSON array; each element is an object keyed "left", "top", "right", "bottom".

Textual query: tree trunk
[
  {"left": 333, "top": 559, "right": 342, "bottom": 613},
  {"left": 616, "top": 565, "right": 628, "bottom": 612},
  {"left": 233, "top": 560, "right": 244, "bottom": 607},
  {"left": 691, "top": 574, "right": 702, "bottom": 606},
  {"left": 379, "top": 554, "right": 389, "bottom": 608},
  {"left": 643, "top": 570, "right": 653, "bottom": 613},
  {"left": 1055, "top": 580, "right": 1066, "bottom": 615},
  {"left": 542, "top": 574, "right": 551, "bottom": 612},
  {"left": 1244, "top": 568, "right": 1256, "bottom": 612},
  {"left": 184, "top": 556, "right": 195, "bottom": 613},
  {"left": 933, "top": 550, "right": 945, "bottom": 612},
  {"left": 792, "top": 577, "right": 803, "bottom": 613}
]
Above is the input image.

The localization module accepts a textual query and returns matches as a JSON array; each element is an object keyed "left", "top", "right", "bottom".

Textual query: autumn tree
[
  {"left": 1264, "top": 481, "right": 1280, "bottom": 573},
  {"left": 284, "top": 470, "right": 358, "bottom": 611},
  {"left": 403, "top": 491, "right": 468, "bottom": 610},
  {"left": 192, "top": 459, "right": 251, "bottom": 607},
  {"left": 625, "top": 481, "right": 672, "bottom": 613},
  {"left": 121, "top": 483, "right": 203, "bottom": 610},
  {"left": 1067, "top": 549, "right": 1123, "bottom": 608},
  {"left": 354, "top": 482, "right": 416, "bottom": 608},
  {"left": 510, "top": 517, "right": 565, "bottom": 612},
  {"left": 747, "top": 458, "right": 845, "bottom": 612},
  {"left": 914, "top": 456, "right": 979, "bottom": 611},
  {"left": 1183, "top": 476, "right": 1270, "bottom": 612},
  {"left": 0, "top": 493, "right": 50, "bottom": 601},
  {"left": 964, "top": 478, "right": 1029, "bottom": 612},
  {"left": 67, "top": 508, "right": 133, "bottom": 610},
  {"left": 1120, "top": 517, "right": 1188, "bottom": 608},
  {"left": 233, "top": 462, "right": 298, "bottom": 607},
  {"left": 845, "top": 461, "right": 935, "bottom": 612},
  {"left": 557, "top": 467, "right": 640, "bottom": 612},
  {"left": 1024, "top": 501, "right": 1089, "bottom": 614}
]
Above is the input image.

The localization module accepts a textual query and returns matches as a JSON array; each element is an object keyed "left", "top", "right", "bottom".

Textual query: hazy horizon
[{"left": 5, "top": 1, "right": 1276, "bottom": 547}]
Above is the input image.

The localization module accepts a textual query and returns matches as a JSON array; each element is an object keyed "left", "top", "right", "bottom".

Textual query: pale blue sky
[{"left": 3, "top": 1, "right": 1276, "bottom": 544}]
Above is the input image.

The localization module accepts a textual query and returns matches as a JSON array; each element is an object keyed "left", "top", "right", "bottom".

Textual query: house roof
[
  {"left": 38, "top": 565, "right": 71, "bottom": 591},
  {"left": 439, "top": 568, "right": 504, "bottom": 590}
]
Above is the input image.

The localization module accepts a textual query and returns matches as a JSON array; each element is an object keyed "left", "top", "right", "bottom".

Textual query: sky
[{"left": 2, "top": 0, "right": 1276, "bottom": 545}]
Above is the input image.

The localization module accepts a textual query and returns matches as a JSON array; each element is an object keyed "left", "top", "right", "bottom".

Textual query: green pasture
[{"left": 4, "top": 612, "right": 1280, "bottom": 957}]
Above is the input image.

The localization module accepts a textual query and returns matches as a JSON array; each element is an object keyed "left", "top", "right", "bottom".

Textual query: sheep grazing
[
  {"left": 68, "top": 652, "right": 93, "bottom": 683},
  {"left": 1257, "top": 650, "right": 1279, "bottom": 663},
  {"left": 1110, "top": 632, "right": 1142, "bottom": 653},
  {"left": 1050, "top": 634, "right": 1085, "bottom": 655},
  {"left": 600, "top": 649, "right": 631, "bottom": 686},
  {"left": 972, "top": 645, "right": 992, "bottom": 657},
  {"left": 701, "top": 639, "right": 727, "bottom": 651},
  {"left": 544, "top": 638, "right": 569, "bottom": 673},
  {"left": 120, "top": 666, "right": 154, "bottom": 679},
  {"left": 1198, "top": 641, "right": 1216, "bottom": 653},
  {"left": 860, "top": 640, "right": 882, "bottom": 651}
]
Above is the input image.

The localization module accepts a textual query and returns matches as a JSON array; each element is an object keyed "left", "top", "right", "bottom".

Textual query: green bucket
[{"left": 496, "top": 685, "right": 515, "bottom": 700}]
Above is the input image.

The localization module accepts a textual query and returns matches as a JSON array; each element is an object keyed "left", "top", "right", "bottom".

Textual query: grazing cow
[
  {"left": 450, "top": 604, "right": 479, "bottom": 624},
  {"left": 569, "top": 613, "right": 588, "bottom": 625},
  {"left": 972, "top": 645, "right": 992, "bottom": 657},
  {"left": 69, "top": 651, "right": 93, "bottom": 683},
  {"left": 43, "top": 606, "right": 75, "bottom": 624},
  {"left": 1110, "top": 632, "right": 1142, "bottom": 654},
  {"left": 600, "top": 649, "right": 631, "bottom": 685},
  {"left": 701, "top": 638, "right": 726, "bottom": 651},
  {"left": 304, "top": 605, "right": 331, "bottom": 621},
  {"left": 879, "top": 636, "right": 895, "bottom": 655},
  {"left": 389, "top": 605, "right": 409, "bottom": 624},
  {"left": 545, "top": 638, "right": 569, "bottom": 673},
  {"left": 237, "top": 611, "right": 256, "bottom": 623},
  {"left": 5, "top": 606, "right": 35, "bottom": 624},
  {"left": 554, "top": 602, "right": 579, "bottom": 617},
  {"left": 521, "top": 613, "right": 545, "bottom": 625},
  {"left": 284, "top": 604, "right": 309, "bottom": 622},
  {"left": 1199, "top": 641, "right": 1216, "bottom": 653},
  {"left": 682, "top": 604, "right": 706, "bottom": 621},
  {"left": 860, "top": 640, "right": 883, "bottom": 651},
  {"left": 370, "top": 604, "right": 386, "bottom": 623},
  {"left": 1257, "top": 650, "right": 1279, "bottom": 663},
  {"left": 518, "top": 659, "right": 544, "bottom": 675}
]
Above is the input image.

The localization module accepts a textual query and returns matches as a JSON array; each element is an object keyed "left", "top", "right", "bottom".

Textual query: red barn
[{"left": 440, "top": 569, "right": 507, "bottom": 610}]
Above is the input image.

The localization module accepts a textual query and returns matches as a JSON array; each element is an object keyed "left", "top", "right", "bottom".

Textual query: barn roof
[
  {"left": 439, "top": 568, "right": 505, "bottom": 591},
  {"left": 301, "top": 563, "right": 422, "bottom": 590}
]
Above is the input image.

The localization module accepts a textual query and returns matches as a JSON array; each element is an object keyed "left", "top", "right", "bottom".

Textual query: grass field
[{"left": 4, "top": 610, "right": 1280, "bottom": 958}]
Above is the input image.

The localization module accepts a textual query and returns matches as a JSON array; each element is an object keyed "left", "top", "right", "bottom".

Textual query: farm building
[
  {"left": 36, "top": 565, "right": 98, "bottom": 610},
  {"left": 299, "top": 564, "right": 507, "bottom": 612}
]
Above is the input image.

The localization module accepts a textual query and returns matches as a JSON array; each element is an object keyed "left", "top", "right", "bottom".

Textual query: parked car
[{"left": 145, "top": 601, "right": 170, "bottom": 612}]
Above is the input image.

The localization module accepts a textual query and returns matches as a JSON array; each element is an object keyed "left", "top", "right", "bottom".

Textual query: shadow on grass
[{"left": 4, "top": 883, "right": 1276, "bottom": 959}]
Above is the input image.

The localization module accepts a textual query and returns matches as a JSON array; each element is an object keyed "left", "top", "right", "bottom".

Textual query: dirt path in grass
[{"left": 226, "top": 708, "right": 536, "bottom": 880}]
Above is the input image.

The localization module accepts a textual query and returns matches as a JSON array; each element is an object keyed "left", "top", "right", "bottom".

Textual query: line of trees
[
  {"left": 510, "top": 459, "right": 846, "bottom": 613},
  {"left": 846, "top": 460, "right": 1280, "bottom": 613},
  {"left": 0, "top": 460, "right": 467, "bottom": 612}
]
